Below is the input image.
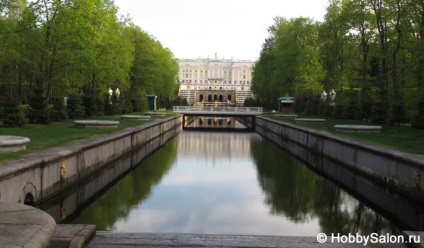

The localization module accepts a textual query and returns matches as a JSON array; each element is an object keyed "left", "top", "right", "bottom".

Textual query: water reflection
[
  {"left": 69, "top": 141, "right": 177, "bottom": 230},
  {"left": 70, "top": 131, "right": 402, "bottom": 236},
  {"left": 183, "top": 116, "right": 252, "bottom": 131},
  {"left": 251, "top": 138, "right": 398, "bottom": 235}
]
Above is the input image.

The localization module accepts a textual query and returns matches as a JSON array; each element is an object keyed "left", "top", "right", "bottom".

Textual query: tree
[
  {"left": 253, "top": 17, "right": 324, "bottom": 111},
  {"left": 293, "top": 46, "right": 325, "bottom": 96},
  {"left": 129, "top": 26, "right": 178, "bottom": 100}
]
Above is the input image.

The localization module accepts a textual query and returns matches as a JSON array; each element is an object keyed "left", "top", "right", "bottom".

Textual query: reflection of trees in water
[
  {"left": 250, "top": 138, "right": 396, "bottom": 235},
  {"left": 71, "top": 139, "right": 178, "bottom": 230}
]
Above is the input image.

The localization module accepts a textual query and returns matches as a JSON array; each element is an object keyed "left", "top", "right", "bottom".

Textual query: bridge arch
[{"left": 20, "top": 182, "right": 37, "bottom": 206}]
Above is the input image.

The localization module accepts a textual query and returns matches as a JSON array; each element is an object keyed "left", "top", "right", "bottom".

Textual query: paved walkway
[{"left": 86, "top": 232, "right": 411, "bottom": 248}]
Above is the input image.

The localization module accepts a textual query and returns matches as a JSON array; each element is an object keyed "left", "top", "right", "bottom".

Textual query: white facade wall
[{"left": 178, "top": 56, "right": 254, "bottom": 105}]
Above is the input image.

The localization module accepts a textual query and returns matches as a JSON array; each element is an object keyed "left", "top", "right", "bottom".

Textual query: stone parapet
[
  {"left": 255, "top": 116, "right": 424, "bottom": 202},
  {"left": 0, "top": 116, "right": 182, "bottom": 205}
]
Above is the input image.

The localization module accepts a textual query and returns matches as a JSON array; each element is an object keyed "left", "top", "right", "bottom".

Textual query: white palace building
[{"left": 178, "top": 54, "right": 254, "bottom": 106}]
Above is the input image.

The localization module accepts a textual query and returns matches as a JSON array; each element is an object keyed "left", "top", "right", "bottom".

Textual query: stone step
[
  {"left": 50, "top": 224, "right": 96, "bottom": 248},
  {"left": 85, "top": 232, "right": 409, "bottom": 248}
]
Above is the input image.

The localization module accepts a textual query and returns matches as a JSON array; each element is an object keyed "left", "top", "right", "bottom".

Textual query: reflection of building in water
[
  {"left": 178, "top": 54, "right": 254, "bottom": 106},
  {"left": 186, "top": 117, "right": 245, "bottom": 129},
  {"left": 178, "top": 132, "right": 260, "bottom": 160}
]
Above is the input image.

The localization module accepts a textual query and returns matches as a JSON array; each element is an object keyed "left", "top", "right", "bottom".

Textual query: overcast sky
[{"left": 114, "top": 0, "right": 329, "bottom": 61}]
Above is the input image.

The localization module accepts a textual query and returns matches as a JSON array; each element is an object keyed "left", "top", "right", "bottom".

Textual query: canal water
[{"left": 69, "top": 130, "right": 401, "bottom": 236}]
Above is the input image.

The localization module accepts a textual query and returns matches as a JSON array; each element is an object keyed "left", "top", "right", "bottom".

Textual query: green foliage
[
  {"left": 371, "top": 101, "right": 387, "bottom": 124},
  {"left": 29, "top": 81, "right": 50, "bottom": 124},
  {"left": 243, "top": 97, "right": 259, "bottom": 107},
  {"left": 388, "top": 100, "right": 408, "bottom": 126},
  {"left": 0, "top": 0, "right": 178, "bottom": 121},
  {"left": 50, "top": 98, "right": 68, "bottom": 122},
  {"left": 120, "top": 92, "right": 133, "bottom": 114},
  {"left": 67, "top": 95, "right": 85, "bottom": 119},
  {"left": 130, "top": 88, "right": 148, "bottom": 112},
  {"left": 2, "top": 98, "right": 26, "bottom": 127},
  {"left": 253, "top": 0, "right": 424, "bottom": 129},
  {"left": 181, "top": 97, "right": 188, "bottom": 106},
  {"left": 129, "top": 26, "right": 178, "bottom": 99},
  {"left": 293, "top": 47, "right": 325, "bottom": 96},
  {"left": 412, "top": 97, "right": 424, "bottom": 129}
]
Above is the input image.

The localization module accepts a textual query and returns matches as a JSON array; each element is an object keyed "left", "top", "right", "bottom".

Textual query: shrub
[
  {"left": 412, "top": 97, "right": 424, "bottom": 129},
  {"left": 50, "top": 98, "right": 68, "bottom": 121},
  {"left": 3, "top": 98, "right": 26, "bottom": 127},
  {"left": 388, "top": 101, "right": 408, "bottom": 126},
  {"left": 243, "top": 97, "right": 258, "bottom": 107},
  {"left": 371, "top": 101, "right": 387, "bottom": 124},
  {"left": 67, "top": 94, "right": 85, "bottom": 119},
  {"left": 29, "top": 81, "right": 50, "bottom": 124},
  {"left": 131, "top": 88, "right": 148, "bottom": 112}
]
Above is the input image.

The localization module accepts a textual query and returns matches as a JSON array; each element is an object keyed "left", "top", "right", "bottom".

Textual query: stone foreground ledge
[
  {"left": 0, "top": 201, "right": 56, "bottom": 248},
  {"left": 86, "top": 232, "right": 408, "bottom": 247}
]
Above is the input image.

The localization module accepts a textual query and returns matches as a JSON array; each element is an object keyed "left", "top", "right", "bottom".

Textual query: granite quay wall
[
  {"left": 0, "top": 116, "right": 182, "bottom": 205},
  {"left": 255, "top": 116, "right": 424, "bottom": 202}
]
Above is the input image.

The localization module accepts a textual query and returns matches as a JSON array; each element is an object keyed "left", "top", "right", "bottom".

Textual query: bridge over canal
[{"left": 172, "top": 106, "right": 263, "bottom": 130}]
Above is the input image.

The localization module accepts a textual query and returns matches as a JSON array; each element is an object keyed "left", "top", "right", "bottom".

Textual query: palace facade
[{"left": 178, "top": 54, "right": 254, "bottom": 106}]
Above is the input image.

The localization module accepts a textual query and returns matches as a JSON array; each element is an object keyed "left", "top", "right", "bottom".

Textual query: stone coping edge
[{"left": 0, "top": 201, "right": 56, "bottom": 248}]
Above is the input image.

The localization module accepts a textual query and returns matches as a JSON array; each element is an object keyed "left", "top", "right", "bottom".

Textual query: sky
[{"left": 114, "top": 0, "right": 329, "bottom": 61}]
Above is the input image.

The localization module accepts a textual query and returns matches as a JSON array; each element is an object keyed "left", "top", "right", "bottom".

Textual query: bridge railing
[{"left": 173, "top": 106, "right": 263, "bottom": 113}]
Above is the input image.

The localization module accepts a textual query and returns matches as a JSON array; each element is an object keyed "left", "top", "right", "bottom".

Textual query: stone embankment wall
[
  {"left": 255, "top": 117, "right": 424, "bottom": 202},
  {"left": 0, "top": 116, "right": 182, "bottom": 205}
]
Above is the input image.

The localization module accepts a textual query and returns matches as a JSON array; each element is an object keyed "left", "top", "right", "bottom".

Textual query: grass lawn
[
  {"left": 0, "top": 112, "right": 175, "bottom": 163},
  {"left": 264, "top": 113, "right": 424, "bottom": 155}
]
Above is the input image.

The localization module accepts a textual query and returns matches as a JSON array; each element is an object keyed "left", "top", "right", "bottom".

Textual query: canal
[{"left": 68, "top": 129, "right": 403, "bottom": 236}]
